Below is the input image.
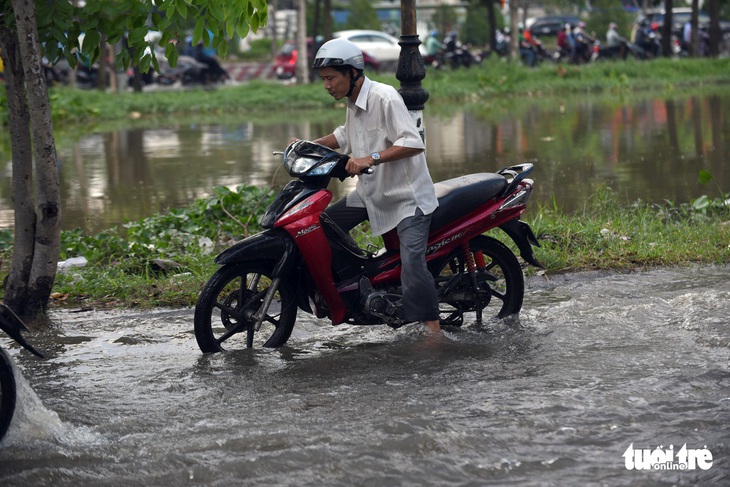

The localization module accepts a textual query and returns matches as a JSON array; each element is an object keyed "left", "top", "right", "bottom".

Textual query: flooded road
[{"left": 1, "top": 265, "right": 729, "bottom": 486}]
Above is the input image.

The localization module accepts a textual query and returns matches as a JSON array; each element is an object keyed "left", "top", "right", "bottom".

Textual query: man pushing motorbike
[{"left": 308, "top": 38, "right": 442, "bottom": 336}]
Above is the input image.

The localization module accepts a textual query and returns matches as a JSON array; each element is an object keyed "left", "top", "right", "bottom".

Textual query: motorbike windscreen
[{"left": 284, "top": 140, "right": 341, "bottom": 177}]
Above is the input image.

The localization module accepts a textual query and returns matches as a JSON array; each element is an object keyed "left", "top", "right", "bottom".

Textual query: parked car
[
  {"left": 527, "top": 15, "right": 581, "bottom": 37},
  {"left": 332, "top": 29, "right": 427, "bottom": 69},
  {"left": 274, "top": 38, "right": 381, "bottom": 80},
  {"left": 332, "top": 30, "right": 401, "bottom": 63}
]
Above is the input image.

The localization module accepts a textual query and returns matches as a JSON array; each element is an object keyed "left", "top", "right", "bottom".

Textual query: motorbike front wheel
[
  {"left": 0, "top": 347, "right": 17, "bottom": 442},
  {"left": 194, "top": 262, "right": 297, "bottom": 353},
  {"left": 433, "top": 235, "right": 525, "bottom": 326}
]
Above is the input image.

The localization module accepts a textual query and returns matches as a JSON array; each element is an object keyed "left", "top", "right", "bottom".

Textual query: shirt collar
[{"left": 353, "top": 76, "right": 372, "bottom": 111}]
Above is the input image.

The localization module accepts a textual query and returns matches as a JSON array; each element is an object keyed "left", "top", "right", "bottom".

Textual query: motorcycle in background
[
  {"left": 442, "top": 32, "right": 481, "bottom": 69},
  {"left": 0, "top": 304, "right": 44, "bottom": 442},
  {"left": 193, "top": 140, "right": 542, "bottom": 353}
]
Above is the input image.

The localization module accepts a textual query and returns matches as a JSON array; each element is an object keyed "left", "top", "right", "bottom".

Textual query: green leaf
[
  {"left": 130, "top": 26, "right": 149, "bottom": 44},
  {"left": 166, "top": 47, "right": 179, "bottom": 67},
  {"left": 193, "top": 18, "right": 205, "bottom": 45},
  {"left": 698, "top": 169, "right": 714, "bottom": 185},
  {"left": 250, "top": 12, "right": 259, "bottom": 32},
  {"left": 217, "top": 40, "right": 228, "bottom": 59},
  {"left": 81, "top": 30, "right": 101, "bottom": 53},
  {"left": 116, "top": 48, "right": 130, "bottom": 70},
  {"left": 176, "top": 0, "right": 188, "bottom": 19},
  {"left": 152, "top": 55, "right": 161, "bottom": 74},
  {"left": 44, "top": 42, "right": 60, "bottom": 65},
  {"left": 140, "top": 54, "right": 151, "bottom": 74},
  {"left": 209, "top": 2, "right": 224, "bottom": 23},
  {"left": 225, "top": 16, "right": 236, "bottom": 39},
  {"left": 236, "top": 20, "right": 250, "bottom": 40},
  {"left": 692, "top": 195, "right": 710, "bottom": 210},
  {"left": 56, "top": 0, "right": 75, "bottom": 15}
]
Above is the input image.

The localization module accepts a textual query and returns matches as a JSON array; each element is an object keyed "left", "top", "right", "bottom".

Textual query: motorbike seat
[{"left": 429, "top": 173, "right": 507, "bottom": 232}]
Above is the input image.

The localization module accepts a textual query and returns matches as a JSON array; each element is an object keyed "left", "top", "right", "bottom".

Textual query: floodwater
[
  {"left": 1, "top": 265, "right": 728, "bottom": 486},
  {"left": 1, "top": 89, "right": 729, "bottom": 233}
]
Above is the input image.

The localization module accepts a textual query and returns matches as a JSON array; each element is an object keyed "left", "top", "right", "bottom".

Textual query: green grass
[
  {"left": 1, "top": 182, "right": 727, "bottom": 309},
  {"left": 18, "top": 56, "right": 730, "bottom": 128}
]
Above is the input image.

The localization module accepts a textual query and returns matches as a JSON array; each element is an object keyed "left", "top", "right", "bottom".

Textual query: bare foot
[{"left": 423, "top": 319, "right": 441, "bottom": 335}]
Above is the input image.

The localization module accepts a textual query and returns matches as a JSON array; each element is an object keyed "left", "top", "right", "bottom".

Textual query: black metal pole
[{"left": 397, "top": 0, "right": 429, "bottom": 139}]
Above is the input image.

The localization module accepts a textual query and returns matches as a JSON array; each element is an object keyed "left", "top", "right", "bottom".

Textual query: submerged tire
[
  {"left": 432, "top": 235, "right": 525, "bottom": 325},
  {"left": 0, "top": 348, "right": 17, "bottom": 442},
  {"left": 194, "top": 262, "right": 297, "bottom": 353}
]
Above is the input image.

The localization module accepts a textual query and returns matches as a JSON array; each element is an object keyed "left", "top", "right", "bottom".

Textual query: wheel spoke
[
  {"left": 194, "top": 262, "right": 299, "bottom": 352},
  {"left": 216, "top": 321, "right": 248, "bottom": 345},
  {"left": 433, "top": 236, "right": 524, "bottom": 324},
  {"left": 213, "top": 300, "right": 242, "bottom": 321}
]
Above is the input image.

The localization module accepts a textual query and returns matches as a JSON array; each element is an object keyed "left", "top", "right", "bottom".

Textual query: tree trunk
[
  {"left": 662, "top": 0, "right": 674, "bottom": 57},
  {"left": 295, "top": 0, "right": 309, "bottom": 84},
  {"left": 323, "top": 0, "right": 332, "bottom": 41},
  {"left": 485, "top": 0, "right": 497, "bottom": 55},
  {"left": 509, "top": 0, "right": 519, "bottom": 62},
  {"left": 0, "top": 23, "right": 35, "bottom": 313},
  {"left": 5, "top": 0, "right": 62, "bottom": 318},
  {"left": 690, "top": 0, "right": 699, "bottom": 57},
  {"left": 708, "top": 0, "right": 720, "bottom": 57}
]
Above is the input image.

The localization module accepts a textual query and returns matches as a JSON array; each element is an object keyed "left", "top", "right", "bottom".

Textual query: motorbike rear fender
[{"left": 499, "top": 219, "right": 543, "bottom": 268}]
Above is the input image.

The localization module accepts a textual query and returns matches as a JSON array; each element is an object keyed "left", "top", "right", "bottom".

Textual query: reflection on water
[{"left": 0, "top": 90, "right": 728, "bottom": 233}]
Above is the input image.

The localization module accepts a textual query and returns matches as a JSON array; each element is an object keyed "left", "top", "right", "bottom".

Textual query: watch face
[{"left": 371, "top": 152, "right": 380, "bottom": 160}]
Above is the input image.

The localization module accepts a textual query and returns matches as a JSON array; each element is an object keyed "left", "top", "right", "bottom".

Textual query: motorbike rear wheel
[
  {"left": 433, "top": 235, "right": 525, "bottom": 326},
  {"left": 0, "top": 347, "right": 17, "bottom": 442},
  {"left": 194, "top": 262, "right": 297, "bottom": 353}
]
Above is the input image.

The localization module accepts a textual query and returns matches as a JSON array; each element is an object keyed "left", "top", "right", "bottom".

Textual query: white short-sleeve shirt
[{"left": 333, "top": 77, "right": 438, "bottom": 236}]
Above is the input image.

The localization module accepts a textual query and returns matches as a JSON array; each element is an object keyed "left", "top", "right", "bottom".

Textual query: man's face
[{"left": 318, "top": 67, "right": 349, "bottom": 100}]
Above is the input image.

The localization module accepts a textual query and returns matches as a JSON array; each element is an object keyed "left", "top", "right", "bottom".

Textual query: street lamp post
[{"left": 397, "top": 0, "right": 428, "bottom": 141}]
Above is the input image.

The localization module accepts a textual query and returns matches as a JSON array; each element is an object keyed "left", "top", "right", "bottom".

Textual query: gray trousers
[{"left": 324, "top": 197, "right": 440, "bottom": 322}]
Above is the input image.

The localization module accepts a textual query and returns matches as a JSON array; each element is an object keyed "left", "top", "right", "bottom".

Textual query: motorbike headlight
[
  {"left": 285, "top": 153, "right": 338, "bottom": 177},
  {"left": 283, "top": 140, "right": 341, "bottom": 177},
  {"left": 287, "top": 154, "right": 318, "bottom": 175}
]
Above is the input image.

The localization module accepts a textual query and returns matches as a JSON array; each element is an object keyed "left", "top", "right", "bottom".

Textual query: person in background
[
  {"left": 518, "top": 25, "right": 537, "bottom": 67},
  {"left": 572, "top": 21, "right": 594, "bottom": 63},
  {"left": 309, "top": 38, "right": 442, "bottom": 337},
  {"left": 605, "top": 22, "right": 628, "bottom": 59},
  {"left": 426, "top": 30, "right": 442, "bottom": 56},
  {"left": 557, "top": 23, "right": 569, "bottom": 55}
]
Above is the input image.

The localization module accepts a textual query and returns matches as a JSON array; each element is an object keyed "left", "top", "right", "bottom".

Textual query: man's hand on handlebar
[{"left": 346, "top": 156, "right": 373, "bottom": 176}]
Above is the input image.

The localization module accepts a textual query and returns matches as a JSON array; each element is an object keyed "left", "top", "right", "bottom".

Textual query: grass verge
[
  {"left": 8, "top": 57, "right": 729, "bottom": 128},
  {"left": 1, "top": 183, "right": 727, "bottom": 309}
]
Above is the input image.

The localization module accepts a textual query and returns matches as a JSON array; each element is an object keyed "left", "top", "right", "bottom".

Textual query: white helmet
[{"left": 312, "top": 38, "right": 364, "bottom": 70}]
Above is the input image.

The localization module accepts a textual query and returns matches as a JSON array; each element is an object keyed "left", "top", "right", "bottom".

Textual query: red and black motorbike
[{"left": 193, "top": 140, "right": 541, "bottom": 353}]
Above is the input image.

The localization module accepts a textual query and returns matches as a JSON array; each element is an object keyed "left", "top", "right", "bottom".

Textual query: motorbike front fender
[
  {"left": 499, "top": 219, "right": 542, "bottom": 268},
  {"left": 214, "top": 229, "right": 297, "bottom": 271}
]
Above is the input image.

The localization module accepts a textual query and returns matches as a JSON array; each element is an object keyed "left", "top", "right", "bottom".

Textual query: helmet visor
[{"left": 312, "top": 57, "right": 345, "bottom": 69}]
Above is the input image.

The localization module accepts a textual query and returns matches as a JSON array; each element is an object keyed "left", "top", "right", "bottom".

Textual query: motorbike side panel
[{"left": 277, "top": 191, "right": 349, "bottom": 325}]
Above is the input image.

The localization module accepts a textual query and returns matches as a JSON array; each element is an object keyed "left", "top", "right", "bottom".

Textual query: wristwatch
[{"left": 370, "top": 152, "right": 381, "bottom": 166}]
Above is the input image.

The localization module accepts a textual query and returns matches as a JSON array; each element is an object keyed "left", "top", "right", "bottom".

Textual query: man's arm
[
  {"left": 346, "top": 146, "right": 423, "bottom": 176},
  {"left": 313, "top": 133, "right": 340, "bottom": 149}
]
